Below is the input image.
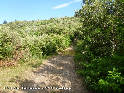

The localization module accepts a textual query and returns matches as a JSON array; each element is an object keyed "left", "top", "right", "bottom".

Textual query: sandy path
[
  {"left": 15, "top": 54, "right": 89, "bottom": 93},
  {"left": 3, "top": 48, "right": 90, "bottom": 93}
]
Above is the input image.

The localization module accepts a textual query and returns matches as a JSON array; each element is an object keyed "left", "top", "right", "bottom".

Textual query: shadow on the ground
[
  {"left": 0, "top": 90, "right": 7, "bottom": 93},
  {"left": 8, "top": 77, "right": 71, "bottom": 93},
  {"left": 8, "top": 55, "right": 89, "bottom": 93}
]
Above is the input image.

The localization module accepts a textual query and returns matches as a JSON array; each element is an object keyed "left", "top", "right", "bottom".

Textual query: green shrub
[
  {"left": 0, "top": 31, "right": 14, "bottom": 59},
  {"left": 22, "top": 34, "right": 71, "bottom": 58},
  {"left": 0, "top": 17, "right": 77, "bottom": 62},
  {"left": 74, "top": 0, "right": 124, "bottom": 93}
]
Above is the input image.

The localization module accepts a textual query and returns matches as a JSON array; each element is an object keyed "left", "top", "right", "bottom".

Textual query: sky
[{"left": 0, "top": 0, "right": 82, "bottom": 24}]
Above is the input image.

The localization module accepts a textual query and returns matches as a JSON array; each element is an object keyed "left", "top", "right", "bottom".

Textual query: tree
[
  {"left": 76, "top": 0, "right": 124, "bottom": 57},
  {"left": 75, "top": 0, "right": 124, "bottom": 92},
  {"left": 3, "top": 20, "right": 7, "bottom": 24}
]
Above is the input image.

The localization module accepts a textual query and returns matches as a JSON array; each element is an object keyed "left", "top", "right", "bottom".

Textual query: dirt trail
[{"left": 4, "top": 47, "right": 90, "bottom": 93}]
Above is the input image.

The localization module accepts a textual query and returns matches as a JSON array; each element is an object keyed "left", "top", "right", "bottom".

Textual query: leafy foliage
[
  {"left": 0, "top": 17, "right": 80, "bottom": 61},
  {"left": 75, "top": 0, "right": 124, "bottom": 93}
]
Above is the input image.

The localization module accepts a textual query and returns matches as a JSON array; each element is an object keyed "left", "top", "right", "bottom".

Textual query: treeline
[{"left": 74, "top": 0, "right": 124, "bottom": 93}]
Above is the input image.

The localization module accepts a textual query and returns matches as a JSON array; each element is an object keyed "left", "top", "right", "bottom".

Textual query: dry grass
[{"left": 0, "top": 58, "right": 43, "bottom": 92}]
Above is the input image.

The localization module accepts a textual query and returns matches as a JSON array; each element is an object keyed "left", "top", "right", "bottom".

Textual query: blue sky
[{"left": 0, "top": 0, "right": 82, "bottom": 24}]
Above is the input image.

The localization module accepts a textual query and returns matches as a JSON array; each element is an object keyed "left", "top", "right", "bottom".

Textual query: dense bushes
[
  {"left": 0, "top": 17, "right": 80, "bottom": 62},
  {"left": 75, "top": 0, "right": 124, "bottom": 93},
  {"left": 0, "top": 31, "right": 14, "bottom": 59},
  {"left": 23, "top": 34, "right": 71, "bottom": 57},
  {"left": 75, "top": 40, "right": 124, "bottom": 92}
]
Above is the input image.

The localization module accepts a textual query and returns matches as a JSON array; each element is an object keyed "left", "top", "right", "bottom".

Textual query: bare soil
[{"left": 1, "top": 47, "right": 90, "bottom": 93}]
